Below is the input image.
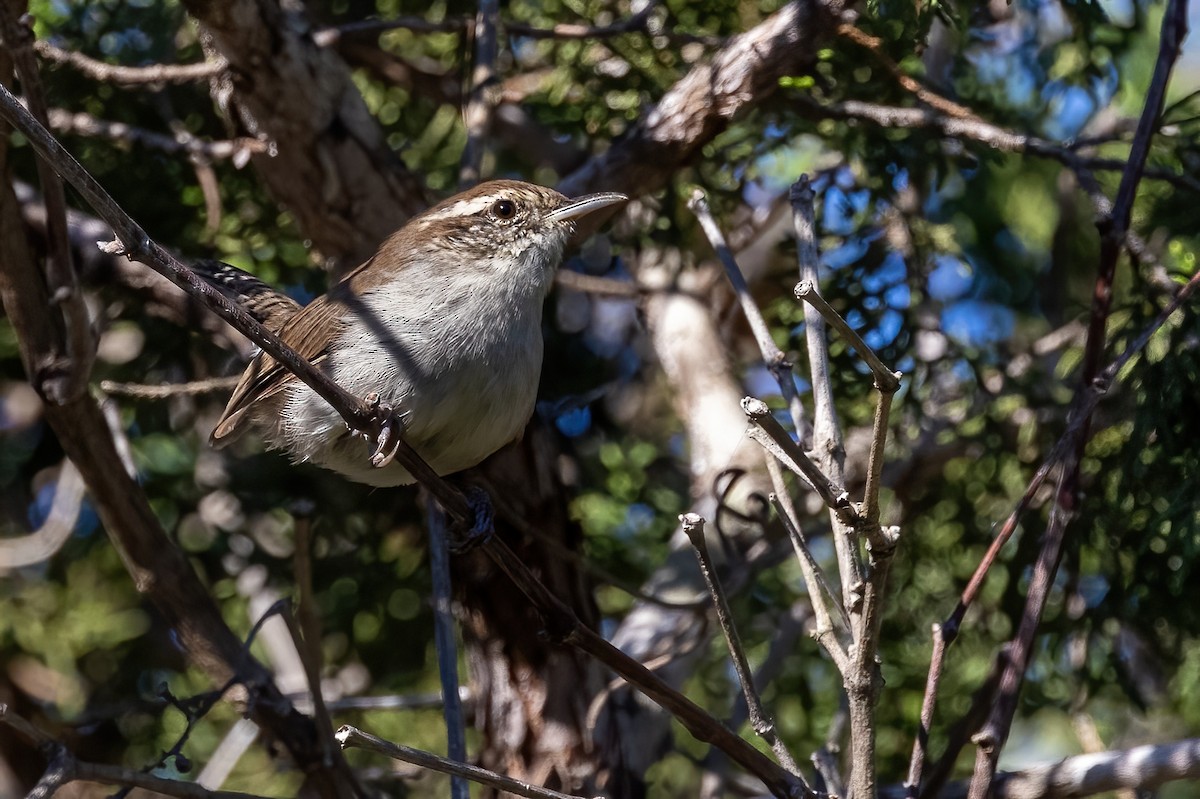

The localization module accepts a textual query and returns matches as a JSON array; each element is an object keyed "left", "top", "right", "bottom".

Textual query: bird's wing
[{"left": 210, "top": 282, "right": 356, "bottom": 445}]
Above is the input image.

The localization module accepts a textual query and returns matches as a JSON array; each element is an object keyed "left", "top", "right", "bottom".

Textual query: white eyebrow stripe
[{"left": 421, "top": 195, "right": 500, "bottom": 221}]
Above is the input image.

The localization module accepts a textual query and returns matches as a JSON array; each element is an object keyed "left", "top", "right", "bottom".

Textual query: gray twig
[
  {"left": 787, "top": 177, "right": 863, "bottom": 618},
  {"left": 688, "top": 188, "right": 806, "bottom": 434},
  {"left": 47, "top": 107, "right": 269, "bottom": 163},
  {"left": 33, "top": 40, "right": 224, "bottom": 86},
  {"left": 336, "top": 725, "right": 601, "bottom": 799},
  {"left": 100, "top": 376, "right": 241, "bottom": 399},
  {"left": 681, "top": 513, "right": 806, "bottom": 780},
  {"left": 742, "top": 396, "right": 859, "bottom": 528}
]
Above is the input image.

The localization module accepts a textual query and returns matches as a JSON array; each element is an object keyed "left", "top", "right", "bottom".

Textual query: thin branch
[
  {"left": 688, "top": 188, "right": 806, "bottom": 435},
  {"left": 426, "top": 498, "right": 469, "bottom": 799},
  {"left": 33, "top": 40, "right": 224, "bottom": 86},
  {"left": 336, "top": 725, "right": 599, "bottom": 799},
  {"left": 100, "top": 376, "right": 241, "bottom": 398},
  {"left": 555, "top": 268, "right": 642, "bottom": 297},
  {"left": 766, "top": 490, "right": 851, "bottom": 673},
  {"left": 459, "top": 0, "right": 499, "bottom": 187},
  {"left": 278, "top": 606, "right": 352, "bottom": 799},
  {"left": 966, "top": 471, "right": 1073, "bottom": 798},
  {"left": 47, "top": 107, "right": 269, "bottom": 162},
  {"left": 795, "top": 96, "right": 1200, "bottom": 194},
  {"left": 742, "top": 397, "right": 860, "bottom": 528},
  {"left": 2, "top": 705, "right": 272, "bottom": 799},
  {"left": 793, "top": 280, "right": 900, "bottom": 394},
  {"left": 812, "top": 701, "right": 847, "bottom": 798},
  {"left": 681, "top": 513, "right": 805, "bottom": 779},
  {"left": 836, "top": 23, "right": 975, "bottom": 120}
]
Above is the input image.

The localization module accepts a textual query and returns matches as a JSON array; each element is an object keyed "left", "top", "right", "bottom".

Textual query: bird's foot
[
  {"left": 450, "top": 486, "right": 495, "bottom": 554},
  {"left": 363, "top": 392, "right": 405, "bottom": 468}
]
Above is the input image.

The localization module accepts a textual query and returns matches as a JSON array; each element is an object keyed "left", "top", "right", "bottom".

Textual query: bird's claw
[
  {"left": 364, "top": 392, "right": 404, "bottom": 469},
  {"left": 450, "top": 487, "right": 495, "bottom": 554}
]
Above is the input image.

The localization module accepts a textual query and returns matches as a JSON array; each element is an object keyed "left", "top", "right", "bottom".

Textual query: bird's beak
[{"left": 546, "top": 191, "right": 628, "bottom": 223}]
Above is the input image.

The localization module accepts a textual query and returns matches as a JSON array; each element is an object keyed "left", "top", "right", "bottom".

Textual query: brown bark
[
  {"left": 460, "top": 426, "right": 607, "bottom": 796},
  {"left": 181, "top": 0, "right": 432, "bottom": 273}
]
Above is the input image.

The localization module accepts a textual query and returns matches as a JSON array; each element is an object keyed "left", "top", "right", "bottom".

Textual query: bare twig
[
  {"left": 688, "top": 188, "right": 807, "bottom": 434},
  {"left": 100, "top": 376, "right": 241, "bottom": 398},
  {"left": 554, "top": 269, "right": 642, "bottom": 297},
  {"left": 793, "top": 280, "right": 900, "bottom": 394},
  {"left": 742, "top": 397, "right": 860, "bottom": 528},
  {"left": 426, "top": 498, "right": 469, "bottom": 799},
  {"left": 459, "top": 0, "right": 499, "bottom": 187},
  {"left": 768, "top": 492, "right": 850, "bottom": 662},
  {"left": 812, "top": 701, "right": 847, "bottom": 797},
  {"left": 33, "top": 40, "right": 224, "bottom": 85},
  {"left": 795, "top": 96, "right": 1200, "bottom": 194},
  {"left": 681, "top": 513, "right": 805, "bottom": 779},
  {"left": 836, "top": 23, "right": 975, "bottom": 120},
  {"left": 787, "top": 176, "right": 863, "bottom": 623},
  {"left": 336, "top": 725, "right": 599, "bottom": 799},
  {"left": 46, "top": 107, "right": 269, "bottom": 162},
  {"left": 278, "top": 605, "right": 351, "bottom": 799}
]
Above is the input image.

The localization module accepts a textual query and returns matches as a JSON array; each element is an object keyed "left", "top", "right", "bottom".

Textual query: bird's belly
[{"left": 279, "top": 320, "right": 543, "bottom": 486}]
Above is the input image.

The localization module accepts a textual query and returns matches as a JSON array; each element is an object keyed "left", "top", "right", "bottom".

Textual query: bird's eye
[{"left": 491, "top": 199, "right": 517, "bottom": 219}]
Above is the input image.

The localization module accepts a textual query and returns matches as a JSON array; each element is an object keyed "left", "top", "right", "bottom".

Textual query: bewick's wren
[{"left": 206, "top": 179, "right": 626, "bottom": 486}]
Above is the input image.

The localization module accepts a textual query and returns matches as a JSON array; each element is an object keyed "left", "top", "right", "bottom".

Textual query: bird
[{"left": 204, "top": 179, "right": 627, "bottom": 487}]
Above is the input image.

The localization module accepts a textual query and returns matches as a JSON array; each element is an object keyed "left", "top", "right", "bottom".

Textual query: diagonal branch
[{"left": 33, "top": 40, "right": 225, "bottom": 86}]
